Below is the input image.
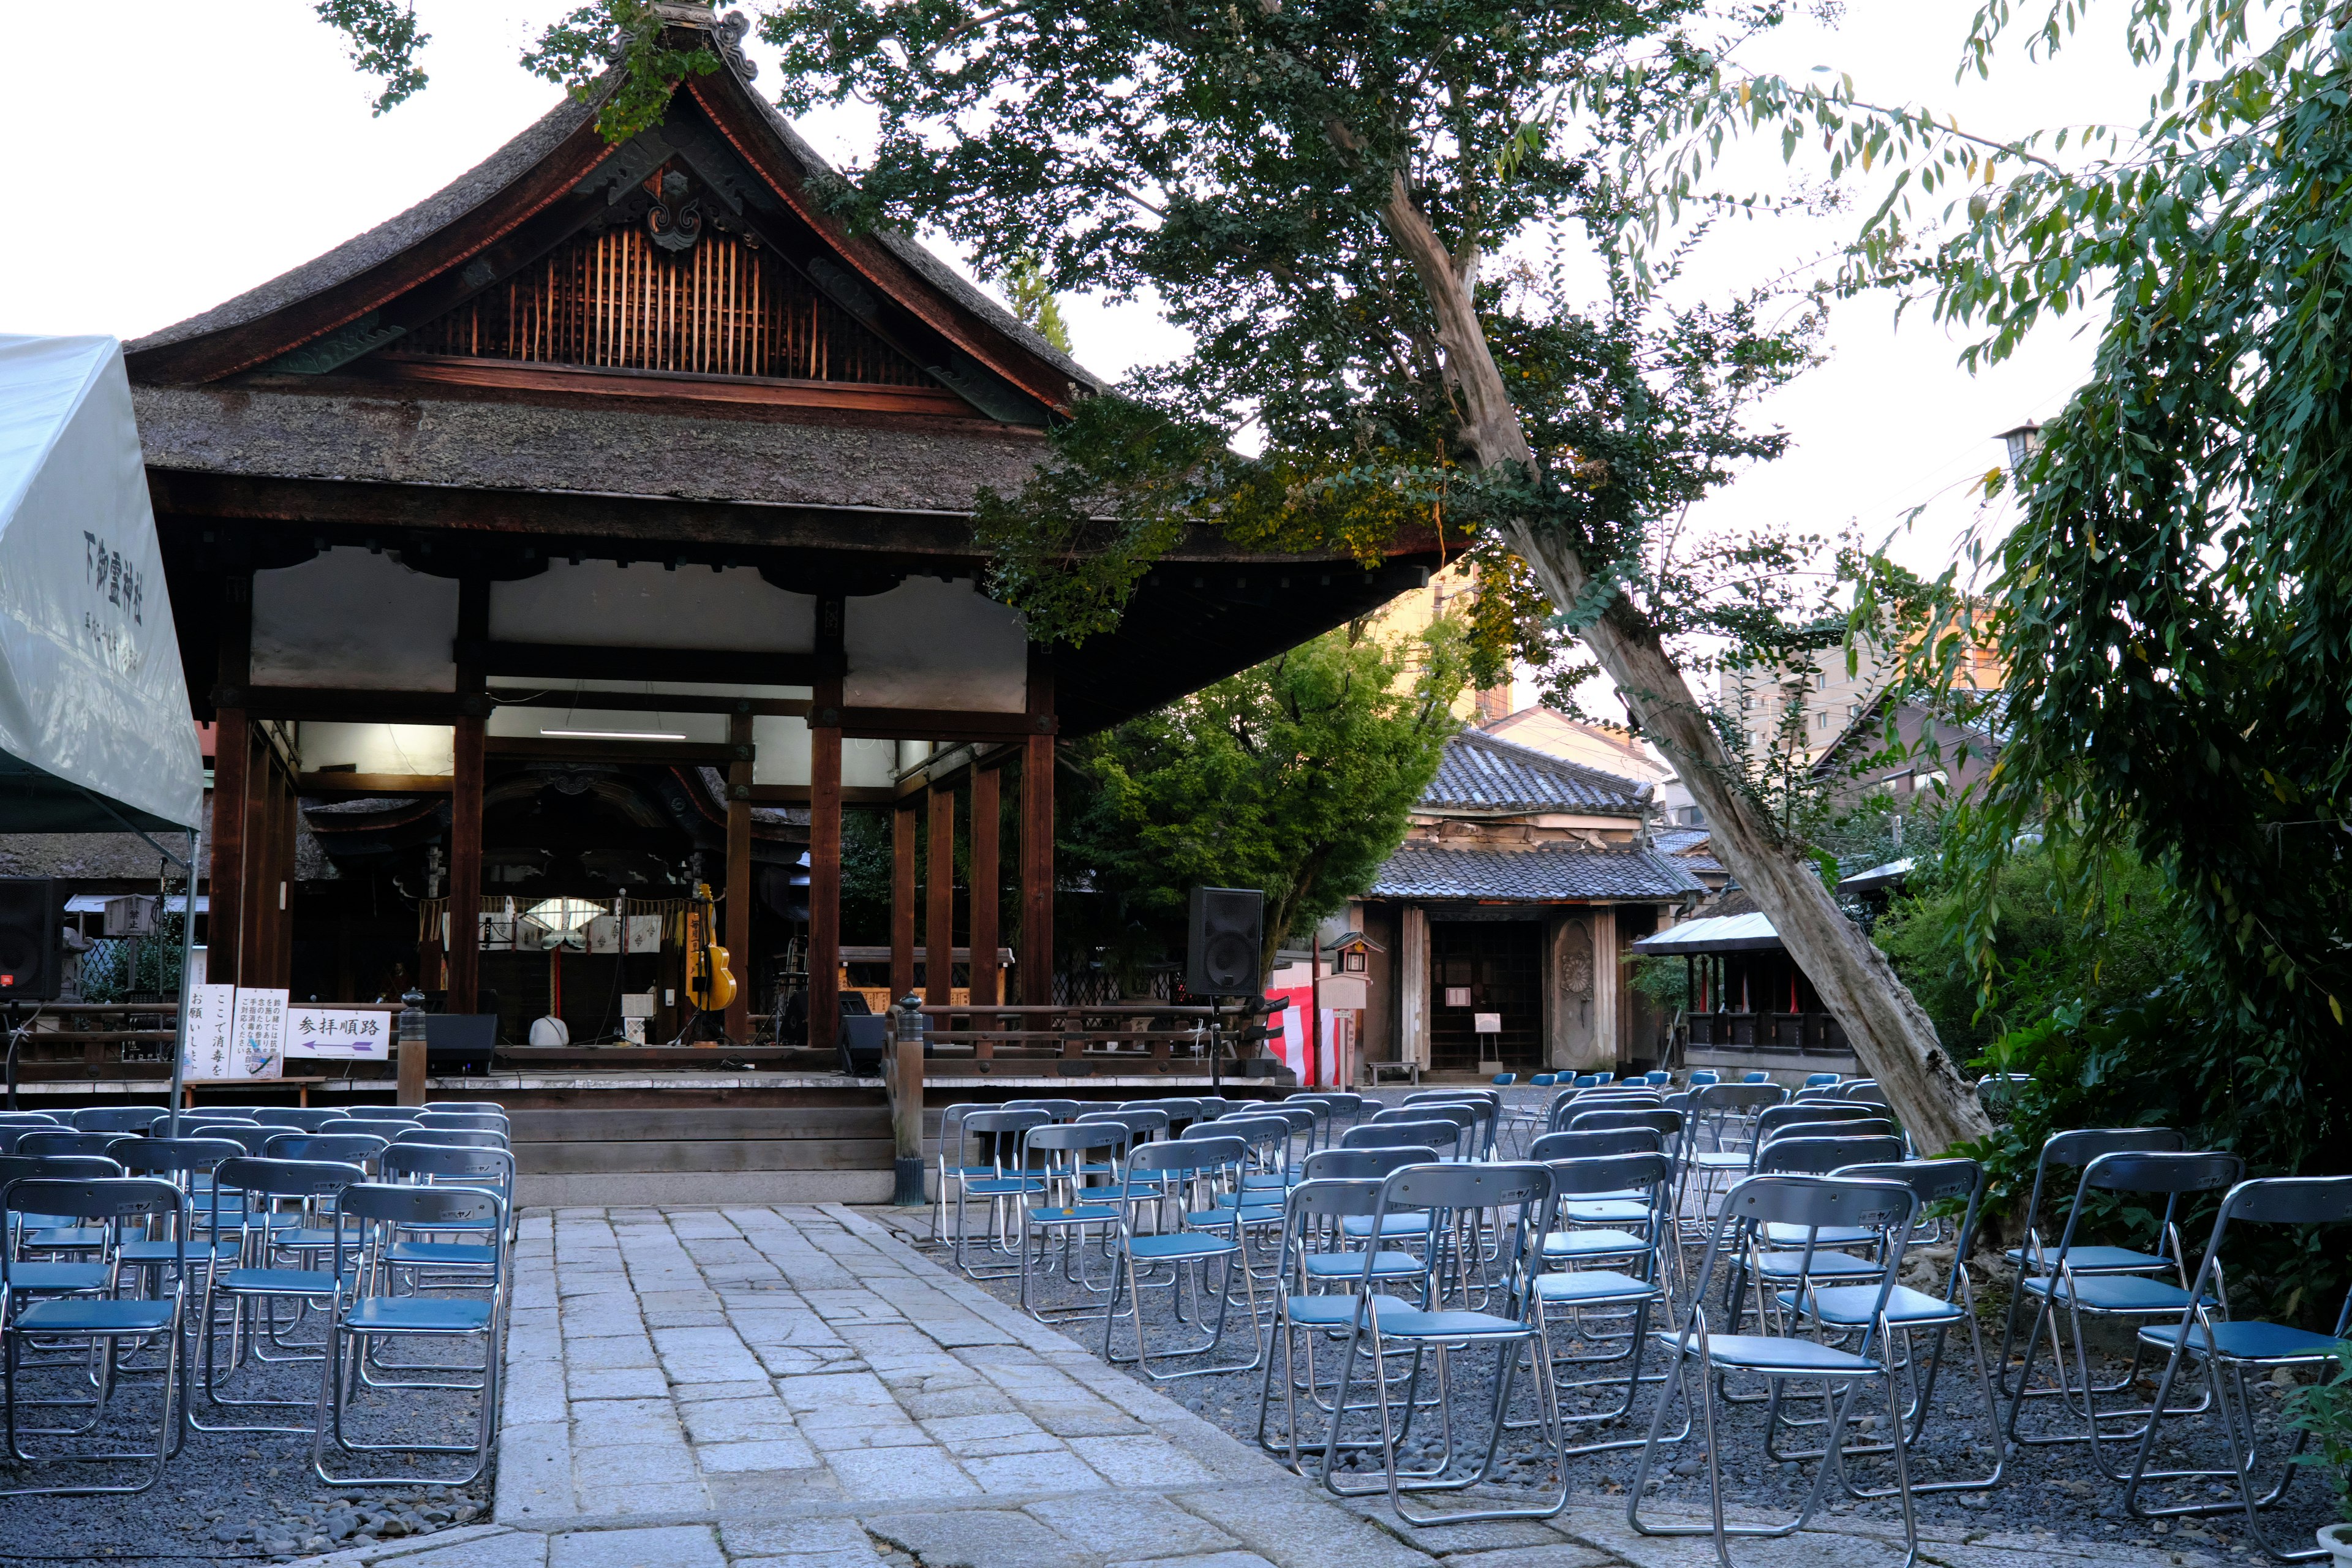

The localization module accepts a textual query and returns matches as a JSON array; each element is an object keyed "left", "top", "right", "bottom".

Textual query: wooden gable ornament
[{"left": 124, "top": 13, "right": 1090, "bottom": 429}]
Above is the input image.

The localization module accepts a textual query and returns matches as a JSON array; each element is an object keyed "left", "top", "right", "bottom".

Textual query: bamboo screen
[{"left": 407, "top": 227, "right": 929, "bottom": 384}]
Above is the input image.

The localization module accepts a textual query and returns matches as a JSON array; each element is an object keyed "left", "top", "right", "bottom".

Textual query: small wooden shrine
[{"left": 126, "top": 9, "right": 1434, "bottom": 1055}]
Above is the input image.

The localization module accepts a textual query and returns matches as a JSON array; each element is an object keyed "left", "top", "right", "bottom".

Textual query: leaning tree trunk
[{"left": 1378, "top": 176, "right": 1989, "bottom": 1155}]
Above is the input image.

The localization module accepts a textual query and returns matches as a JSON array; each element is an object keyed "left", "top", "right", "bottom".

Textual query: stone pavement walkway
[{"left": 281, "top": 1204, "right": 2234, "bottom": 1568}]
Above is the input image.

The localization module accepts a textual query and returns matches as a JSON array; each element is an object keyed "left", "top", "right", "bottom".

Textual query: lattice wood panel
[{"left": 407, "top": 227, "right": 927, "bottom": 385}]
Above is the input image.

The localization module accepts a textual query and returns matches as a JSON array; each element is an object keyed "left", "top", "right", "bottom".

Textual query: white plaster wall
[
  {"left": 491, "top": 562, "right": 815, "bottom": 652},
  {"left": 252, "top": 552, "right": 458, "bottom": 691},
  {"left": 295, "top": 722, "right": 454, "bottom": 776},
  {"left": 844, "top": 577, "right": 1027, "bottom": 712}
]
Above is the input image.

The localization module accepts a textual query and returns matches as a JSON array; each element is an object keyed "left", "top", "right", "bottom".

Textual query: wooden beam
[
  {"left": 807, "top": 594, "right": 845, "bottom": 1057},
  {"left": 361, "top": 355, "right": 980, "bottom": 418},
  {"left": 725, "top": 713, "right": 754, "bottom": 1043},
  {"left": 840, "top": 707, "right": 1051, "bottom": 742},
  {"left": 748, "top": 783, "right": 896, "bottom": 807},
  {"left": 1020, "top": 647, "right": 1055, "bottom": 1006},
  {"left": 488, "top": 688, "right": 810, "bottom": 718},
  {"left": 484, "top": 736, "right": 745, "bottom": 766},
  {"left": 891, "top": 794, "right": 917, "bottom": 1002},
  {"left": 969, "top": 764, "right": 1001, "bottom": 1012},
  {"left": 149, "top": 471, "right": 998, "bottom": 559},
  {"left": 298, "top": 772, "right": 454, "bottom": 794},
  {"left": 462, "top": 640, "right": 818, "bottom": 687},
  {"left": 925, "top": 782, "right": 955, "bottom": 1008}
]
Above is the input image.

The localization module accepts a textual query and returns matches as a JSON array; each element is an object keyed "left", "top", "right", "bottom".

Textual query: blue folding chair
[
  {"left": 0, "top": 1176, "right": 188, "bottom": 1496},
  {"left": 314, "top": 1182, "right": 506, "bottom": 1487},
  {"left": 1771, "top": 1158, "right": 2004, "bottom": 1498},
  {"left": 1323, "top": 1161, "right": 1567, "bottom": 1523},
  {"left": 2123, "top": 1175, "right": 2352, "bottom": 1558},
  {"left": 1524, "top": 1152, "right": 1683, "bottom": 1456},
  {"left": 1630, "top": 1173, "right": 1922, "bottom": 1568},
  {"left": 1102, "top": 1136, "right": 1259, "bottom": 1380},
  {"left": 1016, "top": 1121, "right": 1132, "bottom": 1322},
  {"left": 2004, "top": 1148, "right": 2241, "bottom": 1461},
  {"left": 1993, "top": 1127, "right": 2186, "bottom": 1401},
  {"left": 950, "top": 1109, "right": 1050, "bottom": 1278},
  {"left": 195, "top": 1156, "right": 369, "bottom": 1433}
]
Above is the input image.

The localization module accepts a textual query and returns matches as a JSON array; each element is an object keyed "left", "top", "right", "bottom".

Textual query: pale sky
[{"left": 0, "top": 0, "right": 2159, "bottom": 718}]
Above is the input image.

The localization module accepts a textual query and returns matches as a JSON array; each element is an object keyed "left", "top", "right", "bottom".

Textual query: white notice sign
[
  {"left": 287, "top": 1006, "right": 390, "bottom": 1060},
  {"left": 1472, "top": 1012, "right": 1502, "bottom": 1035},
  {"left": 182, "top": 982, "right": 237, "bottom": 1080},
  {"left": 228, "top": 987, "right": 288, "bottom": 1079}
]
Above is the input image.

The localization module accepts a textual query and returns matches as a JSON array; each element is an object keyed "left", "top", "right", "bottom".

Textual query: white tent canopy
[{"left": 0, "top": 335, "right": 201, "bottom": 832}]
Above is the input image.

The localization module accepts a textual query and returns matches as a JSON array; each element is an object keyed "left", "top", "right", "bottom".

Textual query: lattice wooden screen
[{"left": 405, "top": 227, "right": 929, "bottom": 385}]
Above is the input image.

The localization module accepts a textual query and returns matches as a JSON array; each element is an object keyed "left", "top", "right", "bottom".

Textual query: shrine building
[{"left": 126, "top": 7, "right": 1435, "bottom": 1067}]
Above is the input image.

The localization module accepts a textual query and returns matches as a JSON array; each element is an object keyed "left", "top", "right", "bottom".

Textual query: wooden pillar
[
  {"left": 724, "top": 712, "right": 755, "bottom": 1042},
  {"left": 969, "top": 764, "right": 1000, "bottom": 1012},
  {"left": 238, "top": 730, "right": 270, "bottom": 986},
  {"left": 809, "top": 594, "right": 845, "bottom": 1055},
  {"left": 209, "top": 567, "right": 252, "bottom": 986},
  {"left": 447, "top": 715, "right": 484, "bottom": 1012},
  {"left": 889, "top": 794, "right": 918, "bottom": 1001},
  {"left": 925, "top": 782, "right": 955, "bottom": 1007},
  {"left": 1399, "top": 905, "right": 1429, "bottom": 1071},
  {"left": 208, "top": 708, "right": 248, "bottom": 986},
  {"left": 1020, "top": 650, "right": 1055, "bottom": 1006},
  {"left": 447, "top": 579, "right": 488, "bottom": 1014},
  {"left": 1590, "top": 903, "right": 1619, "bottom": 1072},
  {"left": 269, "top": 747, "right": 296, "bottom": 987}
]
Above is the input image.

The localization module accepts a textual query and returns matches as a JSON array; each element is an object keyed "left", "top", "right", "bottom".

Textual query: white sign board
[
  {"left": 181, "top": 982, "right": 237, "bottom": 1080},
  {"left": 1473, "top": 1012, "right": 1502, "bottom": 1035},
  {"left": 1316, "top": 974, "right": 1368, "bottom": 1011},
  {"left": 587, "top": 914, "right": 664, "bottom": 955},
  {"left": 286, "top": 1006, "right": 390, "bottom": 1060},
  {"left": 1443, "top": 986, "right": 1472, "bottom": 1008},
  {"left": 228, "top": 987, "right": 288, "bottom": 1079}
]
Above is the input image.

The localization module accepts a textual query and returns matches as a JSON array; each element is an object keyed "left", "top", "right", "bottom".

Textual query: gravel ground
[
  {"left": 0, "top": 1287, "right": 493, "bottom": 1566},
  {"left": 932, "top": 1086, "right": 2340, "bottom": 1559}
]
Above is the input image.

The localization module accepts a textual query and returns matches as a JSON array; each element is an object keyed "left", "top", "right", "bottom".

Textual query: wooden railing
[
  {"left": 906, "top": 1001, "right": 1244, "bottom": 1069},
  {"left": 1687, "top": 1010, "right": 1850, "bottom": 1054}
]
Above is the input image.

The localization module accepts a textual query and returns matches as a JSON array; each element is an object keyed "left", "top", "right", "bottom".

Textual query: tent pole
[{"left": 167, "top": 826, "right": 195, "bottom": 1138}]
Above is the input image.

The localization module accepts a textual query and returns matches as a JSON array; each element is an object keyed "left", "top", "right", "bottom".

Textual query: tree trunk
[{"left": 1377, "top": 176, "right": 1989, "bottom": 1155}]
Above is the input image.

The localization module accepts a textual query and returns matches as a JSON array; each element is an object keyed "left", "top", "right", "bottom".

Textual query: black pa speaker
[
  {"left": 838, "top": 1012, "right": 888, "bottom": 1077},
  {"left": 1186, "top": 886, "right": 1263, "bottom": 997},
  {"left": 0, "top": 879, "right": 65, "bottom": 1003}
]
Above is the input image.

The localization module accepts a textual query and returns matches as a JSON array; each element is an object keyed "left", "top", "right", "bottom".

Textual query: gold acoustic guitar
[{"left": 683, "top": 882, "right": 737, "bottom": 1015}]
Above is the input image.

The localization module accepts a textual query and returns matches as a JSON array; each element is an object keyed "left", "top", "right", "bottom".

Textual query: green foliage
[
  {"left": 757, "top": 0, "right": 1828, "bottom": 696},
  {"left": 75, "top": 914, "right": 187, "bottom": 1003},
  {"left": 1736, "top": 0, "right": 2352, "bottom": 1217},
  {"left": 522, "top": 0, "right": 720, "bottom": 144},
  {"left": 1006, "top": 255, "right": 1073, "bottom": 355},
  {"left": 1627, "top": 952, "right": 1691, "bottom": 1015},
  {"left": 1060, "top": 624, "right": 1464, "bottom": 981},
  {"left": 839, "top": 810, "right": 895, "bottom": 948},
  {"left": 2285, "top": 1349, "right": 2352, "bottom": 1525},
  {"left": 314, "top": 0, "right": 431, "bottom": 115},
  {"left": 1874, "top": 842, "right": 2183, "bottom": 1063}
]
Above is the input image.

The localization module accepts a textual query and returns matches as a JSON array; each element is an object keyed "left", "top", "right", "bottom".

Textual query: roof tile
[
  {"left": 1370, "top": 843, "right": 1704, "bottom": 902},
  {"left": 1424, "top": 731, "right": 1649, "bottom": 815}
]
